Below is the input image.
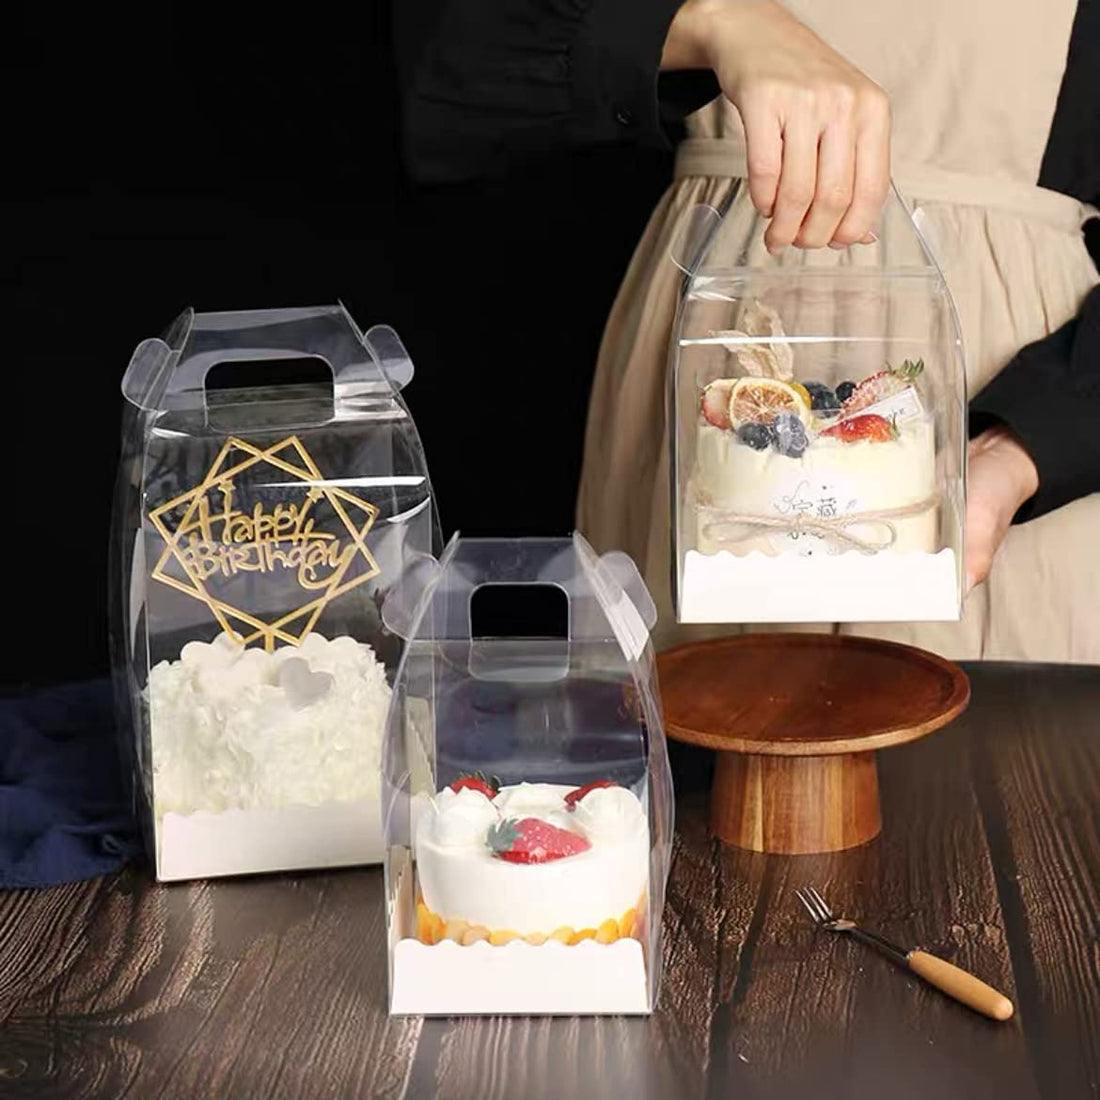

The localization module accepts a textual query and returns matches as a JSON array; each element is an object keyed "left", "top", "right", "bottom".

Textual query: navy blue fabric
[{"left": 0, "top": 680, "right": 140, "bottom": 889}]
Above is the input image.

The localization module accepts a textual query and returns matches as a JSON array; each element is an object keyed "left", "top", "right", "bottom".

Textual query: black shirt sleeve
[
  {"left": 970, "top": 283, "right": 1100, "bottom": 522},
  {"left": 1007, "top": 0, "right": 1100, "bottom": 520},
  {"left": 396, "top": 0, "right": 718, "bottom": 182},
  {"left": 1037, "top": 0, "right": 1100, "bottom": 211}
]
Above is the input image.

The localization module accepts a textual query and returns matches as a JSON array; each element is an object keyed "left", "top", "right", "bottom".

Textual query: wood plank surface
[
  {"left": 0, "top": 663, "right": 1097, "bottom": 1100},
  {"left": 0, "top": 870, "right": 421, "bottom": 1099},
  {"left": 970, "top": 665, "right": 1100, "bottom": 1100}
]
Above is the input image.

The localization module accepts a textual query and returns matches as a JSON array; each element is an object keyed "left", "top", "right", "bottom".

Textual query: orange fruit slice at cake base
[{"left": 729, "top": 377, "right": 812, "bottom": 429}]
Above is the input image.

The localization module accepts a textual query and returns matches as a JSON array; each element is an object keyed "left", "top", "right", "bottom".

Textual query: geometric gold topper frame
[{"left": 149, "top": 435, "right": 380, "bottom": 651}]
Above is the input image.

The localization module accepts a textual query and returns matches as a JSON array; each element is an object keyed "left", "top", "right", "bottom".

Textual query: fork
[{"left": 795, "top": 886, "right": 1014, "bottom": 1021}]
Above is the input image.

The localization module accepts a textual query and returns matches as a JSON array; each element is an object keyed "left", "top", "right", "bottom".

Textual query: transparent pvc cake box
[
  {"left": 110, "top": 305, "right": 440, "bottom": 881},
  {"left": 382, "top": 535, "right": 673, "bottom": 1016},
  {"left": 671, "top": 187, "right": 966, "bottom": 624}
]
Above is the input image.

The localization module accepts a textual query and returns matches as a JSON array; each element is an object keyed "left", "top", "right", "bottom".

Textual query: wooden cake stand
[{"left": 657, "top": 634, "right": 970, "bottom": 854}]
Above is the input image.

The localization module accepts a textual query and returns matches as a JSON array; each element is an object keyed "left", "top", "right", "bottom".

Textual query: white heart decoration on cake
[{"left": 278, "top": 656, "right": 334, "bottom": 710}]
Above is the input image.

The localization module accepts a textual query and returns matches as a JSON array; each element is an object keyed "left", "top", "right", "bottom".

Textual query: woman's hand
[
  {"left": 965, "top": 426, "right": 1040, "bottom": 593},
  {"left": 663, "top": 0, "right": 891, "bottom": 251}
]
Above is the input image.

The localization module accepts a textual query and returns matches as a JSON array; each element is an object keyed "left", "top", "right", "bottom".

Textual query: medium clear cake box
[
  {"left": 381, "top": 535, "right": 673, "bottom": 1015},
  {"left": 671, "top": 189, "right": 966, "bottom": 624}
]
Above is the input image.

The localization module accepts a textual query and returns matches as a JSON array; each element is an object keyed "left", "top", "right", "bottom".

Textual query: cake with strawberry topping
[
  {"left": 692, "top": 360, "right": 937, "bottom": 558},
  {"left": 413, "top": 778, "right": 649, "bottom": 946}
]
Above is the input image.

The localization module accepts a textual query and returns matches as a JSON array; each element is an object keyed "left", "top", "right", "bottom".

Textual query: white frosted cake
[
  {"left": 147, "top": 631, "right": 392, "bottom": 878},
  {"left": 681, "top": 363, "right": 958, "bottom": 622},
  {"left": 695, "top": 413, "right": 937, "bottom": 556},
  {"left": 413, "top": 780, "right": 649, "bottom": 946}
]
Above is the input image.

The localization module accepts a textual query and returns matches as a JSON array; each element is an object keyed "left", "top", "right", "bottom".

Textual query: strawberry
[
  {"left": 842, "top": 359, "right": 924, "bottom": 415},
  {"left": 822, "top": 414, "right": 898, "bottom": 444},
  {"left": 701, "top": 379, "right": 735, "bottom": 429},
  {"left": 487, "top": 817, "right": 591, "bottom": 863},
  {"left": 450, "top": 770, "right": 500, "bottom": 798},
  {"left": 564, "top": 779, "right": 617, "bottom": 810}
]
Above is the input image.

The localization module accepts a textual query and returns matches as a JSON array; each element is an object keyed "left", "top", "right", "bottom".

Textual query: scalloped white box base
[
  {"left": 156, "top": 797, "right": 383, "bottom": 881},
  {"left": 390, "top": 938, "right": 651, "bottom": 1016},
  {"left": 680, "top": 548, "right": 959, "bottom": 623}
]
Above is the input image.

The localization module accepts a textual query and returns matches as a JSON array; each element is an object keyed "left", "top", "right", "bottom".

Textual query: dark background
[{"left": 8, "top": 3, "right": 673, "bottom": 687}]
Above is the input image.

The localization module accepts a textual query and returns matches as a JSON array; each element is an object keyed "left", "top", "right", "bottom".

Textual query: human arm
[{"left": 964, "top": 284, "right": 1100, "bottom": 591}]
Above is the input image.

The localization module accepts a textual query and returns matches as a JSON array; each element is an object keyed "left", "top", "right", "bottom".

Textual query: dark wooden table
[{"left": 2, "top": 663, "right": 1098, "bottom": 1100}]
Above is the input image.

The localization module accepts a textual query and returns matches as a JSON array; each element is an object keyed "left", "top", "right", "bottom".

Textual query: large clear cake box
[
  {"left": 671, "top": 188, "right": 966, "bottom": 624},
  {"left": 381, "top": 535, "right": 673, "bottom": 1015},
  {"left": 111, "top": 305, "right": 439, "bottom": 881}
]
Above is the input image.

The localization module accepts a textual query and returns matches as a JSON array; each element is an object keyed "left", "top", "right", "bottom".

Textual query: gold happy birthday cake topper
[{"left": 149, "top": 435, "right": 380, "bottom": 651}]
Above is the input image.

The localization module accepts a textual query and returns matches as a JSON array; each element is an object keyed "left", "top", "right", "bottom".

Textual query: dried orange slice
[
  {"left": 729, "top": 377, "right": 811, "bottom": 429},
  {"left": 789, "top": 381, "right": 813, "bottom": 407}
]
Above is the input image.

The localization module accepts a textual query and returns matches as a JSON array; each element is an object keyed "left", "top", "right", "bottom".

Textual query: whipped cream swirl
[
  {"left": 429, "top": 787, "right": 500, "bottom": 847},
  {"left": 572, "top": 785, "right": 647, "bottom": 841}
]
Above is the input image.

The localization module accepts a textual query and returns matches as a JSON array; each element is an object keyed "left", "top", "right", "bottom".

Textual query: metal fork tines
[{"left": 794, "top": 885, "right": 909, "bottom": 966}]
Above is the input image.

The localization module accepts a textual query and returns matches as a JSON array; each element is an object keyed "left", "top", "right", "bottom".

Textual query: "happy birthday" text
[{"left": 176, "top": 484, "right": 355, "bottom": 590}]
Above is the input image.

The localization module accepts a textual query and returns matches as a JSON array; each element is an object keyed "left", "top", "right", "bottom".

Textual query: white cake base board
[
  {"left": 390, "top": 938, "right": 651, "bottom": 1016},
  {"left": 156, "top": 796, "right": 383, "bottom": 881},
  {"left": 680, "top": 548, "right": 960, "bottom": 623}
]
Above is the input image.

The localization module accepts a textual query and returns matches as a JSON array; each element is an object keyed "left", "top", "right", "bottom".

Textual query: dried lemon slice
[{"left": 729, "top": 377, "right": 812, "bottom": 428}]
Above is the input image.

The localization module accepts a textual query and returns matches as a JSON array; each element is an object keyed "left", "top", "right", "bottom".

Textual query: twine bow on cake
[{"left": 698, "top": 495, "right": 938, "bottom": 554}]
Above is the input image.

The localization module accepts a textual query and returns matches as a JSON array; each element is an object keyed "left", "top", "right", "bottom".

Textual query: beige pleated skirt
[{"left": 577, "top": 139, "right": 1100, "bottom": 662}]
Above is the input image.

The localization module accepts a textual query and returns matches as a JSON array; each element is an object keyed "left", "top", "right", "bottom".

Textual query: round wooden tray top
[{"left": 658, "top": 634, "right": 971, "bottom": 854}]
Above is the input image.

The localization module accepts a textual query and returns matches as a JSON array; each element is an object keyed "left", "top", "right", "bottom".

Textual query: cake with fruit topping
[
  {"left": 693, "top": 360, "right": 936, "bottom": 557},
  {"left": 413, "top": 777, "right": 649, "bottom": 947}
]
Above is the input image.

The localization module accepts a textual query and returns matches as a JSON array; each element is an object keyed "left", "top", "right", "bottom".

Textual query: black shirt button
[{"left": 614, "top": 106, "right": 635, "bottom": 127}]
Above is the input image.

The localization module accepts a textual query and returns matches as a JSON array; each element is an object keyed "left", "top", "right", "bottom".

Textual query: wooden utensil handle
[{"left": 907, "top": 951, "right": 1014, "bottom": 1020}]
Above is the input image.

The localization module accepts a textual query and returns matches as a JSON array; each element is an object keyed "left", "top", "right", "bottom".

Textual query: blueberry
[
  {"left": 772, "top": 412, "right": 808, "bottom": 458},
  {"left": 736, "top": 422, "right": 774, "bottom": 451},
  {"left": 803, "top": 380, "right": 841, "bottom": 415},
  {"left": 835, "top": 380, "right": 857, "bottom": 403}
]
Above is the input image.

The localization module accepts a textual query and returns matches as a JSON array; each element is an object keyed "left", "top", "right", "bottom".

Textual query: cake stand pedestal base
[
  {"left": 657, "top": 634, "right": 970, "bottom": 855},
  {"left": 711, "top": 750, "right": 881, "bottom": 854}
]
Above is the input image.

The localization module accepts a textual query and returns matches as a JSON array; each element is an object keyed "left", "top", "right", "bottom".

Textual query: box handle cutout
[
  {"left": 468, "top": 583, "right": 570, "bottom": 682},
  {"left": 204, "top": 355, "right": 335, "bottom": 430},
  {"left": 469, "top": 583, "right": 569, "bottom": 640}
]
